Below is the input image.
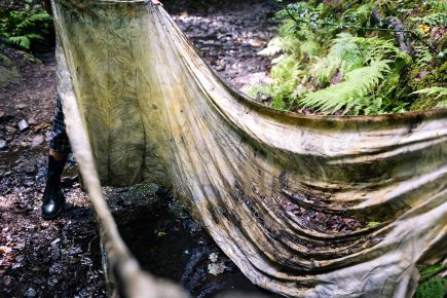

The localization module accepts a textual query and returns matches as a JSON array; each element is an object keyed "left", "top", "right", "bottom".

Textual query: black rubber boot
[{"left": 41, "top": 155, "right": 67, "bottom": 220}]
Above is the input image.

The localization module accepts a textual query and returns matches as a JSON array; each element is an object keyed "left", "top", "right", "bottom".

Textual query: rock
[
  {"left": 209, "top": 252, "right": 219, "bottom": 262},
  {"left": 16, "top": 103, "right": 27, "bottom": 110},
  {"left": 6, "top": 125, "right": 16, "bottom": 134},
  {"left": 28, "top": 117, "right": 38, "bottom": 125},
  {"left": 31, "top": 135, "right": 44, "bottom": 147},
  {"left": 24, "top": 288, "right": 37, "bottom": 297},
  {"left": 19, "top": 141, "right": 29, "bottom": 147},
  {"left": 14, "top": 240, "right": 25, "bottom": 250},
  {"left": 3, "top": 275, "right": 13, "bottom": 286},
  {"left": 15, "top": 159, "right": 36, "bottom": 175},
  {"left": 49, "top": 262, "right": 64, "bottom": 275},
  {"left": 18, "top": 119, "right": 29, "bottom": 131},
  {"left": 0, "top": 52, "right": 20, "bottom": 88},
  {"left": 237, "top": 72, "right": 273, "bottom": 94},
  {"left": 47, "top": 276, "right": 59, "bottom": 287},
  {"left": 45, "top": 131, "right": 53, "bottom": 142},
  {"left": 24, "top": 180, "right": 34, "bottom": 186},
  {"left": 0, "top": 139, "right": 6, "bottom": 149},
  {"left": 51, "top": 238, "right": 61, "bottom": 247},
  {"left": 247, "top": 38, "right": 265, "bottom": 48},
  {"left": 32, "top": 122, "right": 50, "bottom": 133},
  {"left": 207, "top": 262, "right": 227, "bottom": 276}
]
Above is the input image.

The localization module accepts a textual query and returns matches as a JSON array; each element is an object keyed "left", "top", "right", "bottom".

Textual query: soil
[{"left": 0, "top": 1, "right": 282, "bottom": 297}]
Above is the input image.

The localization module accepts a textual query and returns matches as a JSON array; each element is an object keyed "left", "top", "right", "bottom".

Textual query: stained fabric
[{"left": 52, "top": 0, "right": 447, "bottom": 297}]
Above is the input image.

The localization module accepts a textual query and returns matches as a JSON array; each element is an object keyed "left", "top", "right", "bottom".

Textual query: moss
[
  {"left": 415, "top": 277, "right": 447, "bottom": 298},
  {"left": 415, "top": 264, "right": 447, "bottom": 298},
  {"left": 0, "top": 51, "right": 20, "bottom": 88},
  {"left": 410, "top": 61, "right": 447, "bottom": 111}
]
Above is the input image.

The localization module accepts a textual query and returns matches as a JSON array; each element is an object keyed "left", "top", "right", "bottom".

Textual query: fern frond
[
  {"left": 412, "top": 13, "right": 447, "bottom": 27},
  {"left": 7, "top": 35, "right": 31, "bottom": 49},
  {"left": 412, "top": 87, "right": 447, "bottom": 99},
  {"left": 312, "top": 33, "right": 363, "bottom": 84},
  {"left": 426, "top": 0, "right": 447, "bottom": 13},
  {"left": 301, "top": 60, "right": 391, "bottom": 114},
  {"left": 342, "top": 3, "right": 375, "bottom": 25},
  {"left": 2, "top": 8, "right": 51, "bottom": 50},
  {"left": 299, "top": 40, "right": 322, "bottom": 59},
  {"left": 255, "top": 1, "right": 420, "bottom": 115},
  {"left": 312, "top": 33, "right": 405, "bottom": 84},
  {"left": 16, "top": 12, "right": 51, "bottom": 30},
  {"left": 258, "top": 37, "right": 284, "bottom": 57},
  {"left": 268, "top": 55, "right": 304, "bottom": 110},
  {"left": 411, "top": 0, "right": 447, "bottom": 26}
]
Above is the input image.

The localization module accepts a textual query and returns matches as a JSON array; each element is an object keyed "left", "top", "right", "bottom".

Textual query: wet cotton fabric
[{"left": 52, "top": 1, "right": 447, "bottom": 297}]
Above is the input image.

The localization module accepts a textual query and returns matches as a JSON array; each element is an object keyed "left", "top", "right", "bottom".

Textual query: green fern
[
  {"left": 413, "top": 87, "right": 447, "bottom": 99},
  {"left": 254, "top": 0, "right": 444, "bottom": 114},
  {"left": 7, "top": 35, "right": 31, "bottom": 49},
  {"left": 312, "top": 34, "right": 363, "bottom": 85},
  {"left": 0, "top": 5, "right": 52, "bottom": 50},
  {"left": 15, "top": 11, "right": 51, "bottom": 30},
  {"left": 280, "top": 32, "right": 405, "bottom": 114},
  {"left": 258, "top": 37, "right": 284, "bottom": 57},
  {"left": 269, "top": 55, "right": 303, "bottom": 110},
  {"left": 301, "top": 60, "right": 391, "bottom": 114},
  {"left": 311, "top": 33, "right": 403, "bottom": 85},
  {"left": 413, "top": 14, "right": 447, "bottom": 27},
  {"left": 411, "top": 0, "right": 447, "bottom": 27},
  {"left": 342, "top": 3, "right": 375, "bottom": 26},
  {"left": 412, "top": 87, "right": 447, "bottom": 108}
]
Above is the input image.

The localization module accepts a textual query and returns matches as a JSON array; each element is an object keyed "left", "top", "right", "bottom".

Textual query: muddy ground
[{"left": 0, "top": 1, "right": 282, "bottom": 297}]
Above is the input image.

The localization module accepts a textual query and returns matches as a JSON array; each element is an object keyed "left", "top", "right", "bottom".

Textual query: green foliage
[
  {"left": 412, "top": 87, "right": 447, "bottom": 108},
  {"left": 413, "top": 87, "right": 447, "bottom": 100},
  {"left": 410, "top": 61, "right": 447, "bottom": 110},
  {"left": 302, "top": 60, "right": 391, "bottom": 114},
  {"left": 304, "top": 33, "right": 411, "bottom": 114},
  {"left": 415, "top": 277, "right": 447, "bottom": 298},
  {"left": 367, "top": 221, "right": 381, "bottom": 228},
  {"left": 420, "top": 264, "right": 447, "bottom": 281},
  {"left": 0, "top": 1, "right": 52, "bottom": 50},
  {"left": 411, "top": 0, "right": 447, "bottom": 27},
  {"left": 252, "top": 0, "right": 447, "bottom": 115},
  {"left": 414, "top": 264, "right": 447, "bottom": 298}
]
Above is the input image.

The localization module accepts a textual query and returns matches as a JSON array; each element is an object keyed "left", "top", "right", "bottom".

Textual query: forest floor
[{"left": 0, "top": 1, "right": 281, "bottom": 297}]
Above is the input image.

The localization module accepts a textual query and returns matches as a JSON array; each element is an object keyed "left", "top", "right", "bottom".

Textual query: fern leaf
[
  {"left": 301, "top": 60, "right": 391, "bottom": 115},
  {"left": 16, "top": 12, "right": 51, "bottom": 30},
  {"left": 258, "top": 37, "right": 284, "bottom": 57},
  {"left": 312, "top": 33, "right": 363, "bottom": 84},
  {"left": 412, "top": 87, "right": 447, "bottom": 99},
  {"left": 7, "top": 36, "right": 31, "bottom": 49},
  {"left": 311, "top": 33, "right": 402, "bottom": 85}
]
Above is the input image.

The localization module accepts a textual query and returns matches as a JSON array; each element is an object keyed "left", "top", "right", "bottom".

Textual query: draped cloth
[{"left": 52, "top": 0, "right": 447, "bottom": 297}]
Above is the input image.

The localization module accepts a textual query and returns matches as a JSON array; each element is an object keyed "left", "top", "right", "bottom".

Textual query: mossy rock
[
  {"left": 410, "top": 62, "right": 447, "bottom": 111},
  {"left": 0, "top": 51, "right": 20, "bottom": 88}
]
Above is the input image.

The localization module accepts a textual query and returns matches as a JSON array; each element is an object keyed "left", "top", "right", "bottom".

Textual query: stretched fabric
[{"left": 51, "top": 0, "right": 447, "bottom": 297}]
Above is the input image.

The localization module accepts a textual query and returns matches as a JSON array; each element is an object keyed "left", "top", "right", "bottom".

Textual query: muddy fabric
[{"left": 52, "top": 1, "right": 447, "bottom": 297}]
